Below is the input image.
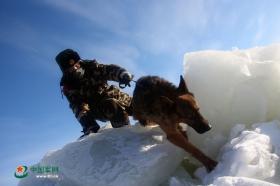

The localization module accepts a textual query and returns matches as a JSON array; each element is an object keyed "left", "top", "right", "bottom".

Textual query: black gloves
[{"left": 119, "top": 71, "right": 133, "bottom": 88}]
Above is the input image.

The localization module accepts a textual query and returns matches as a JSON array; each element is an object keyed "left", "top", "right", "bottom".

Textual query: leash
[
  {"left": 119, "top": 79, "right": 137, "bottom": 89},
  {"left": 118, "top": 74, "right": 137, "bottom": 89},
  {"left": 118, "top": 78, "right": 148, "bottom": 90}
]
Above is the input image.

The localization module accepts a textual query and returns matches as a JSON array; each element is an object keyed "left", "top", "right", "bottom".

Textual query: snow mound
[
  {"left": 184, "top": 44, "right": 280, "bottom": 133},
  {"left": 196, "top": 120, "right": 280, "bottom": 185},
  {"left": 18, "top": 125, "right": 185, "bottom": 186},
  {"left": 210, "top": 176, "right": 279, "bottom": 186},
  {"left": 183, "top": 44, "right": 280, "bottom": 157},
  {"left": 164, "top": 120, "right": 280, "bottom": 186},
  {"left": 177, "top": 44, "right": 280, "bottom": 186}
]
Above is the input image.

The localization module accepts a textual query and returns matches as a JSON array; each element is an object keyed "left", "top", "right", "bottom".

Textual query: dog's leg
[
  {"left": 177, "top": 124, "right": 188, "bottom": 140},
  {"left": 160, "top": 124, "right": 217, "bottom": 172},
  {"left": 133, "top": 113, "right": 148, "bottom": 126},
  {"left": 139, "top": 119, "right": 148, "bottom": 126}
]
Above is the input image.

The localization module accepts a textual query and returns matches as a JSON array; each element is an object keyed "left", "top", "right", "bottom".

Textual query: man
[{"left": 55, "top": 49, "right": 133, "bottom": 137}]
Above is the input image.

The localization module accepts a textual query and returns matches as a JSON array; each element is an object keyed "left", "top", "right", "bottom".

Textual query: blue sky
[{"left": 1, "top": 0, "right": 280, "bottom": 185}]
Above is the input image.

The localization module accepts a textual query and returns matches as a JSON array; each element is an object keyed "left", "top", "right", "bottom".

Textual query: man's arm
[
  {"left": 87, "top": 60, "right": 133, "bottom": 84},
  {"left": 62, "top": 84, "right": 85, "bottom": 119},
  {"left": 62, "top": 84, "right": 100, "bottom": 133}
]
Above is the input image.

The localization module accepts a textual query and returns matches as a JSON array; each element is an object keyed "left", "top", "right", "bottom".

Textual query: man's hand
[{"left": 119, "top": 71, "right": 133, "bottom": 87}]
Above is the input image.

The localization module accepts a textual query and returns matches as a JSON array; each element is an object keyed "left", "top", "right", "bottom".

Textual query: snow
[
  {"left": 182, "top": 44, "right": 280, "bottom": 159},
  {"left": 19, "top": 44, "right": 280, "bottom": 186},
  {"left": 18, "top": 125, "right": 186, "bottom": 186},
  {"left": 195, "top": 121, "right": 280, "bottom": 185},
  {"left": 210, "top": 176, "right": 280, "bottom": 186},
  {"left": 183, "top": 44, "right": 280, "bottom": 138}
]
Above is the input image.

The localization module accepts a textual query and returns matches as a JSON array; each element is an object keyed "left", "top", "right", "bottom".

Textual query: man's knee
[
  {"left": 100, "top": 98, "right": 120, "bottom": 116},
  {"left": 100, "top": 98, "right": 130, "bottom": 127}
]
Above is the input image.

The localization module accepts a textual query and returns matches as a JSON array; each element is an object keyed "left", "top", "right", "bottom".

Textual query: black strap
[{"left": 119, "top": 82, "right": 130, "bottom": 89}]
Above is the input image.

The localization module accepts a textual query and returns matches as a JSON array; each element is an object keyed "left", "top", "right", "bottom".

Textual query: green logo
[
  {"left": 14, "top": 165, "right": 59, "bottom": 179},
  {"left": 14, "top": 165, "right": 28, "bottom": 179}
]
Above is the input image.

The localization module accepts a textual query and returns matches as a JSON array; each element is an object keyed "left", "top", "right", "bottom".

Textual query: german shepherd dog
[{"left": 132, "top": 75, "right": 217, "bottom": 172}]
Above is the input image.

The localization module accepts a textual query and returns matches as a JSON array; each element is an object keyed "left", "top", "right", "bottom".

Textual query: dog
[{"left": 131, "top": 75, "right": 217, "bottom": 172}]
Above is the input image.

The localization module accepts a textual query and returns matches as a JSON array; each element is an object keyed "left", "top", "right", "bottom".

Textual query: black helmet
[{"left": 55, "top": 49, "right": 81, "bottom": 72}]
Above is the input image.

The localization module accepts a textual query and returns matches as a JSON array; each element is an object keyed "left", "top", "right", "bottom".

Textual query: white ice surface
[
  {"left": 183, "top": 44, "right": 280, "bottom": 129},
  {"left": 210, "top": 176, "right": 280, "bottom": 186},
  {"left": 18, "top": 125, "right": 185, "bottom": 186},
  {"left": 165, "top": 44, "right": 280, "bottom": 186},
  {"left": 195, "top": 121, "right": 280, "bottom": 185}
]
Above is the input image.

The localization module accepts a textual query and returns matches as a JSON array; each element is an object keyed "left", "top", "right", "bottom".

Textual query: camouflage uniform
[{"left": 56, "top": 49, "right": 132, "bottom": 135}]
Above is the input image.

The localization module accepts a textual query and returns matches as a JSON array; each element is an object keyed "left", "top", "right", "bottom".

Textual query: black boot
[
  {"left": 78, "top": 113, "right": 100, "bottom": 138},
  {"left": 79, "top": 125, "right": 100, "bottom": 139}
]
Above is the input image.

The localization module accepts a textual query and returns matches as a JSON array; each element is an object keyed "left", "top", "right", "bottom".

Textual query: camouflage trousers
[{"left": 87, "top": 85, "right": 132, "bottom": 128}]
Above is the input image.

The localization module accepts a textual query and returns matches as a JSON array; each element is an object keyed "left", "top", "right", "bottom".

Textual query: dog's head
[{"left": 160, "top": 76, "right": 211, "bottom": 134}]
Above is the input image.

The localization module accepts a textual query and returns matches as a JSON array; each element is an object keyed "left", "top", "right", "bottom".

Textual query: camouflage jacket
[{"left": 60, "top": 59, "right": 131, "bottom": 119}]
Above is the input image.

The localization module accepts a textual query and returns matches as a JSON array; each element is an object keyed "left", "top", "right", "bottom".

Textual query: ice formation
[
  {"left": 183, "top": 44, "right": 280, "bottom": 157},
  {"left": 18, "top": 125, "right": 186, "bottom": 186}
]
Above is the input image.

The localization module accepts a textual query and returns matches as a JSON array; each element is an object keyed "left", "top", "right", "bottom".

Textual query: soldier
[{"left": 55, "top": 49, "right": 133, "bottom": 138}]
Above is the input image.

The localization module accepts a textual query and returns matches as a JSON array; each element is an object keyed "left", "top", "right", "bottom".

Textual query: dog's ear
[
  {"left": 159, "top": 96, "right": 175, "bottom": 108},
  {"left": 177, "top": 75, "right": 189, "bottom": 94}
]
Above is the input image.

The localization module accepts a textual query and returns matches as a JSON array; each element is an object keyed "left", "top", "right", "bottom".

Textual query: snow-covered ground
[
  {"left": 19, "top": 44, "right": 280, "bottom": 186},
  {"left": 195, "top": 121, "right": 280, "bottom": 186},
  {"left": 18, "top": 125, "right": 186, "bottom": 186}
]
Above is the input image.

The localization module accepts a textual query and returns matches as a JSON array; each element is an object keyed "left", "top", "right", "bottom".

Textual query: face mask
[
  {"left": 73, "top": 67, "right": 85, "bottom": 79},
  {"left": 65, "top": 65, "right": 85, "bottom": 80}
]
